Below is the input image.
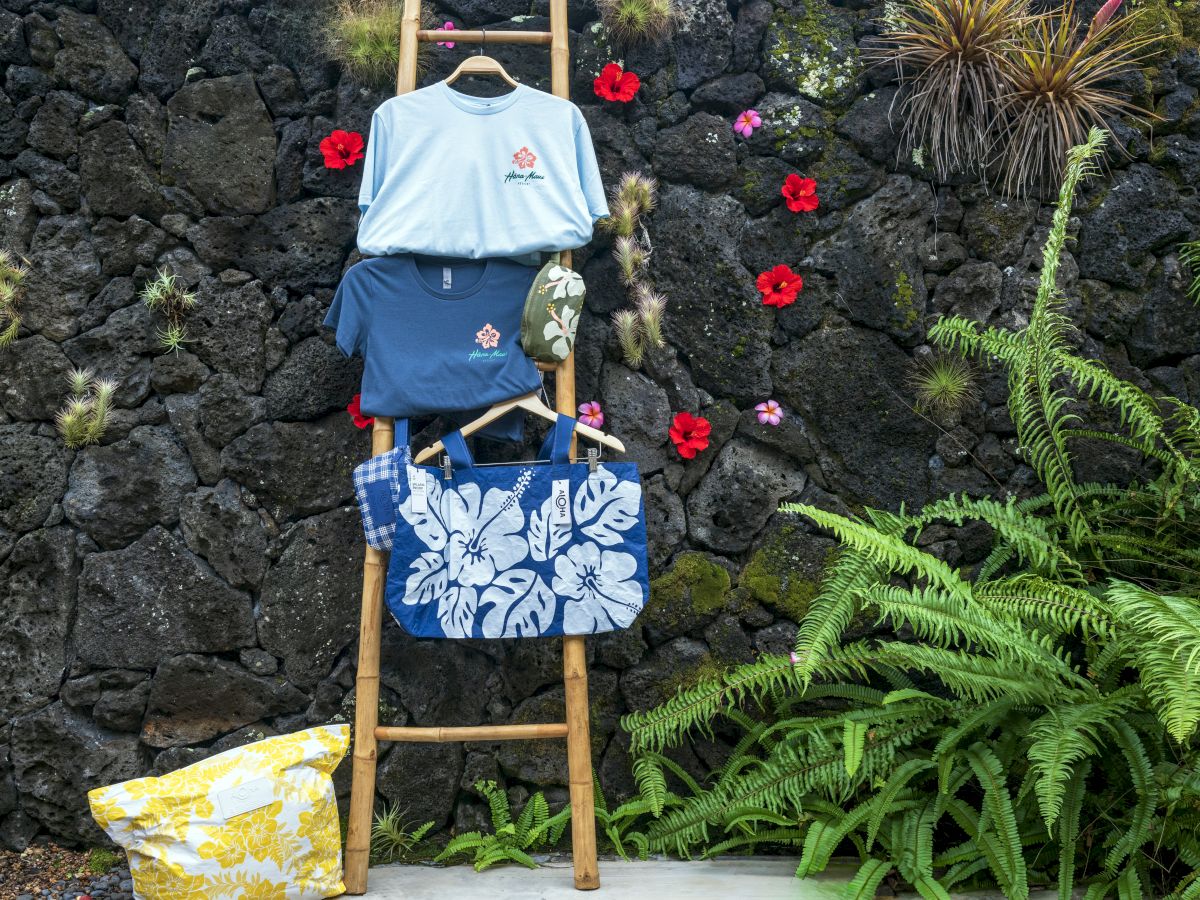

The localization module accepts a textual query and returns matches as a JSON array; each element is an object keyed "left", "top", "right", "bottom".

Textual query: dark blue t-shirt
[{"left": 325, "top": 255, "right": 542, "bottom": 438}]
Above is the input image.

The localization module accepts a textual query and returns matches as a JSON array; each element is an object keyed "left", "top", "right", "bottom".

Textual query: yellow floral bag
[{"left": 88, "top": 724, "right": 349, "bottom": 900}]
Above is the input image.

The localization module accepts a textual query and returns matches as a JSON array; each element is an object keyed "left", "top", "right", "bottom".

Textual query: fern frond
[
  {"left": 1056, "top": 760, "right": 1090, "bottom": 900},
  {"left": 966, "top": 742, "right": 1028, "bottom": 899},
  {"left": 791, "top": 545, "right": 883, "bottom": 684},
  {"left": 975, "top": 575, "right": 1111, "bottom": 638},
  {"left": 843, "top": 858, "right": 893, "bottom": 900},
  {"left": 1104, "top": 721, "right": 1158, "bottom": 876}
]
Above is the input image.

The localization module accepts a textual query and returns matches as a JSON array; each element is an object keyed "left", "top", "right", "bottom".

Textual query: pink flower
[
  {"left": 578, "top": 401, "right": 604, "bottom": 429},
  {"left": 475, "top": 323, "right": 500, "bottom": 349},
  {"left": 512, "top": 146, "right": 537, "bottom": 170},
  {"left": 755, "top": 400, "right": 783, "bottom": 426},
  {"left": 437, "top": 21, "right": 456, "bottom": 48},
  {"left": 733, "top": 109, "right": 761, "bottom": 139}
]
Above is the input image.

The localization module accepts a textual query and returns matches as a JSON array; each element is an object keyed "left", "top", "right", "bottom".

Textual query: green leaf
[{"left": 844, "top": 720, "right": 868, "bottom": 776}]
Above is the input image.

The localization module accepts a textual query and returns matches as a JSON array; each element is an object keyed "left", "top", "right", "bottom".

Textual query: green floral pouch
[{"left": 520, "top": 254, "right": 585, "bottom": 363}]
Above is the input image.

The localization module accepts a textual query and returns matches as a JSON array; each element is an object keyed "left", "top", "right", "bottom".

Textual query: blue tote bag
[{"left": 385, "top": 414, "right": 649, "bottom": 639}]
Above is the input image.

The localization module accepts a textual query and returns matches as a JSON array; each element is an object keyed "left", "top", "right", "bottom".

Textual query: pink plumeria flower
[
  {"left": 437, "top": 21, "right": 456, "bottom": 48},
  {"left": 733, "top": 109, "right": 762, "bottom": 139},
  {"left": 789, "top": 651, "right": 800, "bottom": 666},
  {"left": 755, "top": 400, "right": 783, "bottom": 426},
  {"left": 578, "top": 401, "right": 604, "bottom": 429}
]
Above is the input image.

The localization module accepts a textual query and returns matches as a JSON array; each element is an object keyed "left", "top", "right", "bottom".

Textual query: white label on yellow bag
[
  {"left": 552, "top": 479, "right": 571, "bottom": 529},
  {"left": 215, "top": 776, "right": 276, "bottom": 820},
  {"left": 408, "top": 465, "right": 428, "bottom": 514}
]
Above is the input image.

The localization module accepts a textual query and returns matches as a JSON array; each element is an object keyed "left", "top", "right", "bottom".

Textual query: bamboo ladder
[{"left": 342, "top": 0, "right": 600, "bottom": 893}]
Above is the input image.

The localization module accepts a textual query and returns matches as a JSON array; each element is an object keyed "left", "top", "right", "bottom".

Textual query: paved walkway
[{"left": 365, "top": 857, "right": 845, "bottom": 898}]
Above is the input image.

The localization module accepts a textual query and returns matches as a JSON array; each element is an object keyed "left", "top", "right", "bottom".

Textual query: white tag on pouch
[
  {"left": 551, "top": 479, "right": 571, "bottom": 529},
  {"left": 216, "top": 776, "right": 275, "bottom": 821},
  {"left": 408, "top": 465, "right": 429, "bottom": 514},
  {"left": 442, "top": 267, "right": 452, "bottom": 290}
]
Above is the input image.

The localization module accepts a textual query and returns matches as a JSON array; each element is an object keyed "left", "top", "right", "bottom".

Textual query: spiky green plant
[
  {"left": 369, "top": 806, "right": 434, "bottom": 864},
  {"left": 56, "top": 369, "right": 116, "bottom": 449},
  {"left": 140, "top": 268, "right": 197, "bottom": 353},
  {"left": 434, "top": 780, "right": 571, "bottom": 871},
  {"left": 622, "top": 130, "right": 1200, "bottom": 898},
  {"left": 324, "top": 0, "right": 432, "bottom": 89},
  {"left": 0, "top": 249, "right": 28, "bottom": 348},
  {"left": 1182, "top": 239, "right": 1200, "bottom": 303},
  {"left": 596, "top": 0, "right": 677, "bottom": 46},
  {"left": 909, "top": 353, "right": 980, "bottom": 415},
  {"left": 602, "top": 173, "right": 668, "bottom": 369},
  {"left": 871, "top": 0, "right": 1029, "bottom": 182},
  {"left": 996, "top": 1, "right": 1158, "bottom": 197}
]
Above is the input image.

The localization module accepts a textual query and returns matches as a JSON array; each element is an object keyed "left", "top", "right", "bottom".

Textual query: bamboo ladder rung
[
  {"left": 375, "top": 723, "right": 569, "bottom": 742},
  {"left": 417, "top": 28, "right": 552, "bottom": 45}
]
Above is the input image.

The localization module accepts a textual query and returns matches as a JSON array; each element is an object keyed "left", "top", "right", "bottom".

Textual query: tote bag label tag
[
  {"left": 407, "top": 466, "right": 428, "bottom": 514},
  {"left": 551, "top": 479, "right": 571, "bottom": 529},
  {"left": 216, "top": 776, "right": 275, "bottom": 820}
]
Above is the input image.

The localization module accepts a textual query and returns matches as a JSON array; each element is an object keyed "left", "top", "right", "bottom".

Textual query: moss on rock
[
  {"left": 762, "top": 3, "right": 861, "bottom": 107},
  {"left": 643, "top": 552, "right": 734, "bottom": 633},
  {"left": 737, "top": 525, "right": 834, "bottom": 622}
]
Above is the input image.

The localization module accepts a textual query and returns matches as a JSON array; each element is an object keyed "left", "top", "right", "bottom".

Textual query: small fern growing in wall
[
  {"left": 56, "top": 368, "right": 116, "bottom": 449},
  {"left": 434, "top": 780, "right": 570, "bottom": 871},
  {"left": 140, "top": 267, "right": 197, "bottom": 353},
  {"left": 602, "top": 173, "right": 667, "bottom": 369},
  {"left": 0, "top": 249, "right": 28, "bottom": 348}
]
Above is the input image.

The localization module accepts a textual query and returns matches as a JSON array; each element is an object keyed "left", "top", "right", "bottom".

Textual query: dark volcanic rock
[
  {"left": 654, "top": 112, "right": 737, "bottom": 190},
  {"left": 164, "top": 74, "right": 276, "bottom": 215},
  {"left": 188, "top": 277, "right": 275, "bottom": 392},
  {"left": 187, "top": 197, "right": 359, "bottom": 289},
  {"left": 63, "top": 425, "right": 197, "bottom": 549},
  {"left": 179, "top": 479, "right": 270, "bottom": 590},
  {"left": 75, "top": 526, "right": 255, "bottom": 668},
  {"left": 79, "top": 121, "right": 166, "bottom": 220},
  {"left": 20, "top": 216, "right": 104, "bottom": 341},
  {"left": 0, "top": 528, "right": 76, "bottom": 721},
  {"left": 142, "top": 654, "right": 307, "bottom": 747},
  {"left": 773, "top": 324, "right": 938, "bottom": 509},
  {"left": 0, "top": 426, "right": 69, "bottom": 533},
  {"left": 377, "top": 741, "right": 464, "bottom": 829},
  {"left": 26, "top": 91, "right": 86, "bottom": 159},
  {"left": 0, "top": 335, "right": 75, "bottom": 420},
  {"left": 10, "top": 703, "right": 142, "bottom": 844},
  {"left": 258, "top": 507, "right": 362, "bottom": 689},
  {"left": 52, "top": 10, "right": 137, "bottom": 104},
  {"left": 673, "top": 0, "right": 734, "bottom": 91},
  {"left": 761, "top": 3, "right": 862, "bottom": 107},
  {"left": 263, "top": 337, "right": 361, "bottom": 421},
  {"left": 378, "top": 629, "right": 491, "bottom": 727},
  {"left": 222, "top": 415, "right": 362, "bottom": 521},
  {"left": 137, "top": 0, "right": 222, "bottom": 99}
]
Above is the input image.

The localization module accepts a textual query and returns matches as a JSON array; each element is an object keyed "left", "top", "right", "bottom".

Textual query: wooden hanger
[
  {"left": 444, "top": 29, "right": 519, "bottom": 88},
  {"left": 413, "top": 392, "right": 625, "bottom": 464}
]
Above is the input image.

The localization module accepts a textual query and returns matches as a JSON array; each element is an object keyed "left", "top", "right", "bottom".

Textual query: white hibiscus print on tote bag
[
  {"left": 554, "top": 542, "right": 643, "bottom": 633},
  {"left": 528, "top": 465, "right": 641, "bottom": 561}
]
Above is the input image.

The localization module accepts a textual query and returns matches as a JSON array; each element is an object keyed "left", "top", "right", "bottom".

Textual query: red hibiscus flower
[
  {"left": 756, "top": 264, "right": 804, "bottom": 308},
  {"left": 593, "top": 63, "right": 641, "bottom": 103},
  {"left": 320, "top": 129, "right": 365, "bottom": 170},
  {"left": 347, "top": 394, "right": 374, "bottom": 429},
  {"left": 669, "top": 411, "right": 711, "bottom": 460},
  {"left": 781, "top": 174, "right": 819, "bottom": 213}
]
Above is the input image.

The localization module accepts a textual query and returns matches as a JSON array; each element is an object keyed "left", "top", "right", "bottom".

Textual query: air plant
[
  {"left": 140, "top": 267, "right": 197, "bottom": 353},
  {"left": 602, "top": 173, "right": 667, "bottom": 369},
  {"left": 909, "top": 352, "right": 980, "bottom": 416},
  {"left": 871, "top": 0, "right": 1029, "bottom": 182},
  {"left": 325, "top": 0, "right": 433, "bottom": 89},
  {"left": 996, "top": 0, "right": 1158, "bottom": 197},
  {"left": 56, "top": 368, "right": 116, "bottom": 449},
  {"left": 596, "top": 0, "right": 678, "bottom": 46},
  {"left": 369, "top": 806, "right": 434, "bottom": 865},
  {"left": 0, "top": 249, "right": 28, "bottom": 348}
]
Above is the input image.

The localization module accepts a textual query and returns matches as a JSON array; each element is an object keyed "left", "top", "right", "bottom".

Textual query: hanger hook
[{"left": 479, "top": 28, "right": 485, "bottom": 56}]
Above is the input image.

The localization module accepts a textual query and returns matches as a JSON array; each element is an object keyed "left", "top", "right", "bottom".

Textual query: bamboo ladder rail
[{"left": 342, "top": 0, "right": 599, "bottom": 893}]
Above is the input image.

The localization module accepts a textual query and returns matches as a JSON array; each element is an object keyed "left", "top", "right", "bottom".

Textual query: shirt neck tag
[
  {"left": 215, "top": 776, "right": 275, "bottom": 821},
  {"left": 442, "top": 267, "right": 452, "bottom": 290},
  {"left": 551, "top": 479, "right": 571, "bottom": 529},
  {"left": 407, "top": 465, "right": 429, "bottom": 514}
]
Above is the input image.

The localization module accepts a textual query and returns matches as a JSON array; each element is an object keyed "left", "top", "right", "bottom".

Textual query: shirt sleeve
[
  {"left": 358, "top": 108, "right": 388, "bottom": 215},
  {"left": 573, "top": 113, "right": 609, "bottom": 222},
  {"left": 323, "top": 270, "right": 366, "bottom": 357}
]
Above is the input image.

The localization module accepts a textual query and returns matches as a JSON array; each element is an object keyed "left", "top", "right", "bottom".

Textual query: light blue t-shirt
[{"left": 357, "top": 82, "right": 609, "bottom": 259}]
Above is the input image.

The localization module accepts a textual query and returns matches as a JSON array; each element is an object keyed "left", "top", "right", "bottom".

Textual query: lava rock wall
[{"left": 1, "top": 0, "right": 1198, "bottom": 847}]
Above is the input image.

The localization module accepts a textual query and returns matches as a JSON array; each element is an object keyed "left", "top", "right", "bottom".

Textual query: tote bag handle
[{"left": 437, "top": 414, "right": 577, "bottom": 474}]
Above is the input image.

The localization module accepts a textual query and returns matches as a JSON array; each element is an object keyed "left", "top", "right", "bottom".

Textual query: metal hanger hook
[{"left": 479, "top": 28, "right": 485, "bottom": 56}]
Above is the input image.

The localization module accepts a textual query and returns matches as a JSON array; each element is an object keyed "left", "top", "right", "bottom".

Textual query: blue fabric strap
[
  {"left": 440, "top": 430, "right": 474, "bottom": 470},
  {"left": 550, "top": 414, "right": 576, "bottom": 464},
  {"left": 394, "top": 418, "right": 410, "bottom": 452}
]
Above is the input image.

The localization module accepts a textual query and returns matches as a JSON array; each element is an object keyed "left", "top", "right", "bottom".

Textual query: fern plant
[
  {"left": 623, "top": 129, "right": 1200, "bottom": 898},
  {"left": 435, "top": 780, "right": 571, "bottom": 872}
]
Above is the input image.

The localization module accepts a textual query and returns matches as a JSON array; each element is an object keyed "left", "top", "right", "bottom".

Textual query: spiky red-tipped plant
[
  {"left": 872, "top": 0, "right": 1029, "bottom": 182},
  {"left": 996, "top": 0, "right": 1158, "bottom": 197}
]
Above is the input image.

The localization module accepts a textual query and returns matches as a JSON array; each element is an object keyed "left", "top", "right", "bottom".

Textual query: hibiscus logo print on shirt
[
  {"left": 512, "top": 146, "right": 537, "bottom": 169},
  {"left": 475, "top": 323, "right": 500, "bottom": 349}
]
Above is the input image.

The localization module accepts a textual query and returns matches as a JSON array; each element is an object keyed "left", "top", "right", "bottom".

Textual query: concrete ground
[
  {"left": 363, "top": 857, "right": 1070, "bottom": 898},
  {"left": 364, "top": 857, "right": 843, "bottom": 898}
]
